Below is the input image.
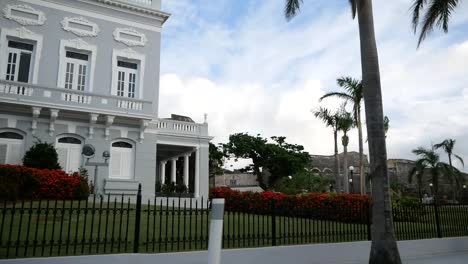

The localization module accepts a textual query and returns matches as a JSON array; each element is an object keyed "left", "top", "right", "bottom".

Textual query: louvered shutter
[
  {"left": 56, "top": 147, "right": 69, "bottom": 171},
  {"left": 68, "top": 146, "right": 82, "bottom": 173},
  {"left": 8, "top": 143, "right": 22, "bottom": 165},
  {"left": 110, "top": 150, "right": 122, "bottom": 178},
  {"left": 0, "top": 144, "right": 7, "bottom": 164}
]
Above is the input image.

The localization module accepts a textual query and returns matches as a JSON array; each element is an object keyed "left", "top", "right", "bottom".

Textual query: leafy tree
[
  {"left": 320, "top": 77, "right": 366, "bottom": 194},
  {"left": 434, "top": 139, "right": 465, "bottom": 198},
  {"left": 23, "top": 139, "right": 61, "bottom": 170},
  {"left": 313, "top": 107, "right": 342, "bottom": 191},
  {"left": 223, "top": 133, "right": 311, "bottom": 188},
  {"left": 274, "top": 171, "right": 332, "bottom": 194},
  {"left": 285, "top": 1, "right": 401, "bottom": 262},
  {"left": 411, "top": 0, "right": 462, "bottom": 47},
  {"left": 209, "top": 142, "right": 225, "bottom": 188},
  {"left": 411, "top": 146, "right": 462, "bottom": 197},
  {"left": 338, "top": 109, "right": 355, "bottom": 193}
]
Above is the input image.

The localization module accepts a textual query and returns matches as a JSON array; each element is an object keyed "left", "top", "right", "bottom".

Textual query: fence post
[
  {"left": 433, "top": 197, "right": 442, "bottom": 238},
  {"left": 133, "top": 184, "right": 142, "bottom": 253},
  {"left": 271, "top": 199, "right": 276, "bottom": 246},
  {"left": 366, "top": 201, "right": 372, "bottom": 241}
]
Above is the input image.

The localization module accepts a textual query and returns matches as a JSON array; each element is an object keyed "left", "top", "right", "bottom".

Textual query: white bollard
[{"left": 208, "top": 198, "right": 225, "bottom": 264}]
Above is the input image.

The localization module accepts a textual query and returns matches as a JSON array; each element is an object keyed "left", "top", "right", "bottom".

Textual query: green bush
[
  {"left": 22, "top": 140, "right": 61, "bottom": 169},
  {"left": 393, "top": 196, "right": 425, "bottom": 222},
  {"left": 161, "top": 182, "right": 176, "bottom": 195},
  {"left": 175, "top": 183, "right": 188, "bottom": 193},
  {"left": 0, "top": 165, "right": 38, "bottom": 200}
]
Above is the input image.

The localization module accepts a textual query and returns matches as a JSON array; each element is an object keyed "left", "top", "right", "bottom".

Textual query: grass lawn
[{"left": 1, "top": 200, "right": 467, "bottom": 259}]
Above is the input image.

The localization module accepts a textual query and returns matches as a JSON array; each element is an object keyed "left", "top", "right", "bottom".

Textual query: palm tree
[
  {"left": 384, "top": 116, "right": 389, "bottom": 137},
  {"left": 434, "top": 139, "right": 465, "bottom": 199},
  {"left": 313, "top": 107, "right": 342, "bottom": 191},
  {"left": 338, "top": 110, "right": 354, "bottom": 193},
  {"left": 285, "top": 1, "right": 401, "bottom": 263},
  {"left": 411, "top": 0, "right": 462, "bottom": 47},
  {"left": 320, "top": 77, "right": 366, "bottom": 194},
  {"left": 408, "top": 163, "right": 425, "bottom": 200},
  {"left": 412, "top": 146, "right": 461, "bottom": 198}
]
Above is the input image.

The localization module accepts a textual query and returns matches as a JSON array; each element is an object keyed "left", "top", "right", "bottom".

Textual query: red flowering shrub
[
  {"left": 0, "top": 165, "right": 89, "bottom": 200},
  {"left": 210, "top": 187, "right": 372, "bottom": 223}
]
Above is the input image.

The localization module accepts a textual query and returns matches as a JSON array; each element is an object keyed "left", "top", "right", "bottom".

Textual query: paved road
[{"left": 402, "top": 252, "right": 468, "bottom": 264}]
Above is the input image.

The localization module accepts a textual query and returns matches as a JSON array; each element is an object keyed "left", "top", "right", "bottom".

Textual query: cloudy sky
[{"left": 158, "top": 0, "right": 468, "bottom": 171}]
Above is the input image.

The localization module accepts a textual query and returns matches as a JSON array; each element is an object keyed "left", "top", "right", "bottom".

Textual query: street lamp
[
  {"left": 83, "top": 144, "right": 110, "bottom": 196},
  {"left": 349, "top": 166, "right": 354, "bottom": 193},
  {"left": 463, "top": 185, "right": 467, "bottom": 204}
]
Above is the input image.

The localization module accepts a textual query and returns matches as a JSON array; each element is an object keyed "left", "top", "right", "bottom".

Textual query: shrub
[
  {"left": 175, "top": 183, "right": 188, "bottom": 193},
  {"left": 22, "top": 140, "right": 61, "bottom": 169},
  {"left": 392, "top": 196, "right": 425, "bottom": 222},
  {"left": 161, "top": 182, "right": 176, "bottom": 195},
  {"left": 0, "top": 165, "right": 89, "bottom": 200},
  {"left": 210, "top": 187, "right": 371, "bottom": 223}
]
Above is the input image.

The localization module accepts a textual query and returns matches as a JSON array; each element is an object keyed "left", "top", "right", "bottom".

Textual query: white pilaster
[
  {"left": 195, "top": 147, "right": 200, "bottom": 198},
  {"left": 183, "top": 153, "right": 190, "bottom": 187},
  {"left": 105, "top": 115, "right": 114, "bottom": 140},
  {"left": 49, "top": 109, "right": 59, "bottom": 136},
  {"left": 171, "top": 158, "right": 177, "bottom": 183},
  {"left": 89, "top": 113, "right": 99, "bottom": 139},
  {"left": 31, "top": 107, "right": 41, "bottom": 135},
  {"left": 160, "top": 161, "right": 167, "bottom": 184}
]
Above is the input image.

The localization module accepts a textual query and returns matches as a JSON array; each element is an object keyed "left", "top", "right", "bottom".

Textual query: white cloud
[{"left": 160, "top": 1, "right": 468, "bottom": 171}]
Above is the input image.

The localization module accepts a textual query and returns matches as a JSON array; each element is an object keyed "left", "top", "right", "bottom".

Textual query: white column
[
  {"left": 195, "top": 147, "right": 200, "bottom": 198},
  {"left": 171, "top": 158, "right": 177, "bottom": 183},
  {"left": 160, "top": 161, "right": 167, "bottom": 184},
  {"left": 183, "top": 153, "right": 190, "bottom": 187}
]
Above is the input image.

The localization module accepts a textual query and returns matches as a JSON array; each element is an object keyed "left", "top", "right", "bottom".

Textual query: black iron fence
[{"left": 1, "top": 185, "right": 468, "bottom": 259}]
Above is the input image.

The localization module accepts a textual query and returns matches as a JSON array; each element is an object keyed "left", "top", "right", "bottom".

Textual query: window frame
[
  {"left": 55, "top": 135, "right": 83, "bottom": 173},
  {"left": 0, "top": 129, "right": 25, "bottom": 165},
  {"left": 57, "top": 39, "right": 97, "bottom": 92},
  {"left": 111, "top": 48, "right": 145, "bottom": 100},
  {"left": 0, "top": 27, "right": 42, "bottom": 84},
  {"left": 109, "top": 139, "right": 136, "bottom": 180}
]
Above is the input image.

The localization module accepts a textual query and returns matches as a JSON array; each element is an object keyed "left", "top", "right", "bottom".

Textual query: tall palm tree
[
  {"left": 408, "top": 163, "right": 425, "bottom": 200},
  {"left": 412, "top": 146, "right": 461, "bottom": 197},
  {"left": 411, "top": 0, "right": 462, "bottom": 47},
  {"left": 313, "top": 107, "right": 342, "bottom": 191},
  {"left": 434, "top": 139, "right": 465, "bottom": 199},
  {"left": 320, "top": 77, "right": 366, "bottom": 194},
  {"left": 338, "top": 110, "right": 354, "bottom": 193},
  {"left": 285, "top": 1, "right": 402, "bottom": 263}
]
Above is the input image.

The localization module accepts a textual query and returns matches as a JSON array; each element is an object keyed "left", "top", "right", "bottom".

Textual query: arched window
[
  {"left": 109, "top": 140, "right": 135, "bottom": 180},
  {"left": 56, "top": 136, "right": 83, "bottom": 173},
  {"left": 0, "top": 131, "right": 24, "bottom": 165}
]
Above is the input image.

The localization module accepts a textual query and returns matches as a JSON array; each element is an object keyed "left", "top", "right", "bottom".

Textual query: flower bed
[
  {"left": 210, "top": 187, "right": 371, "bottom": 223},
  {"left": 0, "top": 165, "right": 89, "bottom": 200}
]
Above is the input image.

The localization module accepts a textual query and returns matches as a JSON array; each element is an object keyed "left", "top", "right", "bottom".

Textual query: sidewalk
[{"left": 402, "top": 251, "right": 468, "bottom": 264}]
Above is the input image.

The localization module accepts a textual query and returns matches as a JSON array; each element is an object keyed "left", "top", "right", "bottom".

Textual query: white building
[{"left": 0, "top": 0, "right": 212, "bottom": 200}]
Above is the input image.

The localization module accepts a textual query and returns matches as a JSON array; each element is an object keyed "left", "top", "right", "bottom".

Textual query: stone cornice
[{"left": 93, "top": 0, "right": 170, "bottom": 24}]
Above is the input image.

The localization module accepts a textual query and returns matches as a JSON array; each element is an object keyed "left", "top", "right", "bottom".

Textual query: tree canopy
[{"left": 222, "top": 133, "right": 311, "bottom": 188}]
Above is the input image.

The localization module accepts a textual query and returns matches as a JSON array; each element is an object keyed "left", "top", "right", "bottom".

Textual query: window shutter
[
  {"left": 68, "top": 146, "right": 82, "bottom": 173},
  {"left": 121, "top": 150, "right": 133, "bottom": 180},
  {"left": 56, "top": 147, "right": 69, "bottom": 171},
  {"left": 0, "top": 144, "right": 7, "bottom": 164},
  {"left": 18, "top": 52, "right": 31, "bottom": 83},
  {"left": 8, "top": 143, "right": 22, "bottom": 165},
  {"left": 110, "top": 150, "right": 122, "bottom": 178}
]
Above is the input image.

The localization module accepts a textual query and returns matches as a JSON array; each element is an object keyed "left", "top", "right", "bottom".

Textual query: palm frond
[
  {"left": 285, "top": 0, "right": 303, "bottom": 21},
  {"left": 454, "top": 153, "right": 465, "bottom": 167},
  {"left": 349, "top": 0, "right": 357, "bottom": 19},
  {"left": 411, "top": 0, "right": 427, "bottom": 33},
  {"left": 417, "top": 0, "right": 460, "bottom": 47},
  {"left": 319, "top": 92, "right": 353, "bottom": 102}
]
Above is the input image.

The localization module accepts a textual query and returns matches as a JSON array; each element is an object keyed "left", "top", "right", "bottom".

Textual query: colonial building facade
[{"left": 0, "top": 0, "right": 212, "bottom": 199}]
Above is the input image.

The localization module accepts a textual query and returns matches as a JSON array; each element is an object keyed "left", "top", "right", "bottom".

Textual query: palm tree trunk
[
  {"left": 343, "top": 134, "right": 349, "bottom": 193},
  {"left": 357, "top": 107, "right": 366, "bottom": 194},
  {"left": 334, "top": 130, "right": 341, "bottom": 192},
  {"left": 356, "top": 1, "right": 401, "bottom": 263},
  {"left": 448, "top": 154, "right": 456, "bottom": 201}
]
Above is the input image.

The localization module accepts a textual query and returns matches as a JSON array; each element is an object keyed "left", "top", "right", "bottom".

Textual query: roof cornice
[{"left": 92, "top": 0, "right": 170, "bottom": 24}]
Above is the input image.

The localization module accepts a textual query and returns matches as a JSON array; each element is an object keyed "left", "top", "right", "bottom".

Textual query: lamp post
[
  {"left": 429, "top": 183, "right": 434, "bottom": 200},
  {"left": 463, "top": 185, "right": 467, "bottom": 205},
  {"left": 349, "top": 166, "right": 354, "bottom": 194},
  {"left": 84, "top": 148, "right": 110, "bottom": 196}
]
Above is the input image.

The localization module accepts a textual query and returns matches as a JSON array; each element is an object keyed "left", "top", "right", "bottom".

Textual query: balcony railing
[
  {"left": 0, "top": 79, "right": 153, "bottom": 117},
  {"left": 150, "top": 119, "right": 209, "bottom": 136}
]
